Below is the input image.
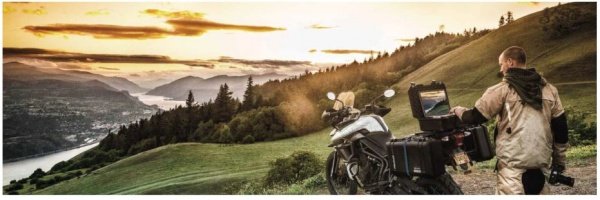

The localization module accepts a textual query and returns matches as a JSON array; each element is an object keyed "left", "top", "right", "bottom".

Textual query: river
[
  {"left": 3, "top": 143, "right": 98, "bottom": 185},
  {"left": 3, "top": 93, "right": 182, "bottom": 185},
  {"left": 131, "top": 93, "right": 186, "bottom": 110}
]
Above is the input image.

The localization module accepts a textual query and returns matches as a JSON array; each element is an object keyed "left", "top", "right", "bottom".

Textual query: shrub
[
  {"left": 565, "top": 107, "right": 596, "bottom": 146},
  {"left": 242, "top": 135, "right": 255, "bottom": 144},
  {"left": 264, "top": 151, "right": 322, "bottom": 186},
  {"left": 9, "top": 180, "right": 16, "bottom": 184},
  {"left": 29, "top": 168, "right": 46, "bottom": 179},
  {"left": 5, "top": 182, "right": 24, "bottom": 192}
]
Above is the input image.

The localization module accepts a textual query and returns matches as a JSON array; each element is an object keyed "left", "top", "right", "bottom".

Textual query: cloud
[
  {"left": 321, "top": 49, "right": 376, "bottom": 55},
  {"left": 3, "top": 48, "right": 215, "bottom": 68},
  {"left": 396, "top": 38, "right": 416, "bottom": 42},
  {"left": 23, "top": 24, "right": 176, "bottom": 39},
  {"left": 57, "top": 63, "right": 93, "bottom": 70},
  {"left": 166, "top": 19, "right": 286, "bottom": 33},
  {"left": 308, "top": 49, "right": 317, "bottom": 53},
  {"left": 129, "top": 73, "right": 140, "bottom": 77},
  {"left": 24, "top": 19, "right": 285, "bottom": 39},
  {"left": 309, "top": 24, "right": 335, "bottom": 29},
  {"left": 3, "top": 6, "right": 18, "bottom": 14},
  {"left": 215, "top": 57, "right": 311, "bottom": 69},
  {"left": 99, "top": 66, "right": 119, "bottom": 71},
  {"left": 142, "top": 9, "right": 204, "bottom": 19},
  {"left": 85, "top": 9, "right": 110, "bottom": 16},
  {"left": 22, "top": 6, "right": 47, "bottom": 15}
]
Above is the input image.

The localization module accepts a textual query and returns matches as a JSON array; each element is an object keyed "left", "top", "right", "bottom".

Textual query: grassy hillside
[
  {"left": 34, "top": 129, "right": 332, "bottom": 194},
  {"left": 32, "top": 3, "right": 595, "bottom": 194}
]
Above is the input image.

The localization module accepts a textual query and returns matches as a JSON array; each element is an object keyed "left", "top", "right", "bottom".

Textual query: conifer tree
[
  {"left": 213, "top": 84, "right": 236, "bottom": 123},
  {"left": 241, "top": 76, "right": 255, "bottom": 112}
]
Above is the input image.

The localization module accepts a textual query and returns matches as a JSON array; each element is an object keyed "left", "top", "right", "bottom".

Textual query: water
[
  {"left": 2, "top": 93, "right": 180, "bottom": 185},
  {"left": 131, "top": 93, "right": 186, "bottom": 110},
  {"left": 3, "top": 143, "right": 98, "bottom": 185}
]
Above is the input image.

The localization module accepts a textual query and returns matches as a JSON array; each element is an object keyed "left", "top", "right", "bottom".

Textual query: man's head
[{"left": 498, "top": 46, "right": 527, "bottom": 74}]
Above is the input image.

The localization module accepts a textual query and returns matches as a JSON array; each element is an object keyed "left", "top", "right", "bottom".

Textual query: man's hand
[{"left": 450, "top": 106, "right": 468, "bottom": 119}]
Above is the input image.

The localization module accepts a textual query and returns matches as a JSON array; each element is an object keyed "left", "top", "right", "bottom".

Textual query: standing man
[{"left": 451, "top": 46, "right": 569, "bottom": 194}]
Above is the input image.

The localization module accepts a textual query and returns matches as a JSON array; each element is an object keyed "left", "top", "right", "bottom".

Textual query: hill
[
  {"left": 3, "top": 77, "right": 158, "bottom": 161},
  {"left": 27, "top": 2, "right": 596, "bottom": 194},
  {"left": 146, "top": 73, "right": 289, "bottom": 102},
  {"left": 3, "top": 62, "right": 147, "bottom": 93}
]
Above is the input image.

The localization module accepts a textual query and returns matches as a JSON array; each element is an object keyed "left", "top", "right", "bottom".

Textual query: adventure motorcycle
[{"left": 322, "top": 81, "right": 495, "bottom": 194}]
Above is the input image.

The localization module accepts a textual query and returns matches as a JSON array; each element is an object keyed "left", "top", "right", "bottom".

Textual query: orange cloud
[
  {"left": 321, "top": 49, "right": 376, "bottom": 55},
  {"left": 3, "top": 6, "right": 17, "bottom": 14},
  {"left": 24, "top": 24, "right": 175, "bottom": 39},
  {"left": 22, "top": 6, "right": 47, "bottom": 15},
  {"left": 166, "top": 19, "right": 286, "bottom": 32},
  {"left": 85, "top": 9, "right": 110, "bottom": 16},
  {"left": 24, "top": 19, "right": 285, "bottom": 39},
  {"left": 309, "top": 24, "right": 335, "bottom": 29},
  {"left": 142, "top": 9, "right": 204, "bottom": 19},
  {"left": 4, "top": 48, "right": 215, "bottom": 68}
]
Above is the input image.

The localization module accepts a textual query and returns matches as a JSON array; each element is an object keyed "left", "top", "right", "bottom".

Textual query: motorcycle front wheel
[
  {"left": 325, "top": 151, "right": 358, "bottom": 195},
  {"left": 415, "top": 173, "right": 464, "bottom": 194}
]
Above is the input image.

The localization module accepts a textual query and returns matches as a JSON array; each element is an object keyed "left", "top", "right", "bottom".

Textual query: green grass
[{"left": 34, "top": 130, "right": 333, "bottom": 194}]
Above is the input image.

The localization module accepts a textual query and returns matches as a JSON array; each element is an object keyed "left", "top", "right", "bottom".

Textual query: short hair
[
  {"left": 501, "top": 46, "right": 527, "bottom": 64},
  {"left": 502, "top": 46, "right": 527, "bottom": 64}
]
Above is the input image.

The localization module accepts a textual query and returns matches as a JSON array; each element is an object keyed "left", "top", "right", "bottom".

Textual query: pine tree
[
  {"left": 213, "top": 84, "right": 236, "bottom": 123},
  {"left": 506, "top": 11, "right": 514, "bottom": 23},
  {"left": 499, "top": 15, "right": 505, "bottom": 27},
  {"left": 185, "top": 90, "right": 195, "bottom": 108},
  {"left": 241, "top": 76, "right": 255, "bottom": 112},
  {"left": 185, "top": 90, "right": 196, "bottom": 139}
]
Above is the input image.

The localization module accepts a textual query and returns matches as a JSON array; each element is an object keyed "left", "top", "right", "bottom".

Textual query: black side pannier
[
  {"left": 387, "top": 136, "right": 446, "bottom": 177},
  {"left": 462, "top": 125, "right": 495, "bottom": 162}
]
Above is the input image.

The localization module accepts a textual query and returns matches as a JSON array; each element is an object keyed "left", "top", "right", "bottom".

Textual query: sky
[{"left": 3, "top": 1, "right": 559, "bottom": 87}]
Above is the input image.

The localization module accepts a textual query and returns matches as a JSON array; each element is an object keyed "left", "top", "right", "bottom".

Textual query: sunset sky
[{"left": 3, "top": 1, "right": 558, "bottom": 86}]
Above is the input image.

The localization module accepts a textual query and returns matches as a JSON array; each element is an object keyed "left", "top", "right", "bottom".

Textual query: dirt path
[{"left": 451, "top": 159, "right": 597, "bottom": 195}]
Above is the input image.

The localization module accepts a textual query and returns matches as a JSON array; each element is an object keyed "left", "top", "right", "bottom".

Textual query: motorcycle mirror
[
  {"left": 327, "top": 92, "right": 336, "bottom": 100},
  {"left": 383, "top": 89, "right": 395, "bottom": 98}
]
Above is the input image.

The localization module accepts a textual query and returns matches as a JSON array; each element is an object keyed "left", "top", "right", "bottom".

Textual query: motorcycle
[{"left": 322, "top": 81, "right": 495, "bottom": 194}]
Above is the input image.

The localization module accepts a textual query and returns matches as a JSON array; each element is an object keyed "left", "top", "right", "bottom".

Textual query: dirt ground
[{"left": 451, "top": 158, "right": 597, "bottom": 195}]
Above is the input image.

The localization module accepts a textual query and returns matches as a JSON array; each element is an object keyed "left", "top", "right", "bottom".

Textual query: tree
[
  {"left": 506, "top": 11, "right": 514, "bottom": 23},
  {"left": 185, "top": 90, "right": 197, "bottom": 138},
  {"left": 499, "top": 15, "right": 505, "bottom": 27},
  {"left": 213, "top": 84, "right": 237, "bottom": 123},
  {"left": 185, "top": 90, "right": 195, "bottom": 108},
  {"left": 241, "top": 76, "right": 255, "bottom": 112}
]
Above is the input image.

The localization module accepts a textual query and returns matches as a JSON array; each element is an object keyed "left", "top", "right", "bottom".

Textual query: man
[{"left": 450, "top": 46, "right": 569, "bottom": 195}]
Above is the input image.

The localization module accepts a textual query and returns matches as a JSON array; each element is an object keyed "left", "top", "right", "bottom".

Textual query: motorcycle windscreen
[
  {"left": 333, "top": 91, "right": 355, "bottom": 110},
  {"left": 419, "top": 90, "right": 450, "bottom": 117}
]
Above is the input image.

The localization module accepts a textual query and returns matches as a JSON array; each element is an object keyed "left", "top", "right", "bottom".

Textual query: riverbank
[{"left": 3, "top": 143, "right": 98, "bottom": 185}]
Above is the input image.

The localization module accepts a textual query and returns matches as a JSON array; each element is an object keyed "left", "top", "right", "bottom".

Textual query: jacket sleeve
[
  {"left": 460, "top": 107, "right": 488, "bottom": 124},
  {"left": 474, "top": 85, "right": 505, "bottom": 120},
  {"left": 551, "top": 113, "right": 569, "bottom": 167},
  {"left": 550, "top": 85, "right": 568, "bottom": 167}
]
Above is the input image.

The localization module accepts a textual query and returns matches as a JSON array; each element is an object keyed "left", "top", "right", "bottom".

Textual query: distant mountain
[
  {"left": 147, "top": 73, "right": 289, "bottom": 102},
  {"left": 3, "top": 62, "right": 147, "bottom": 93}
]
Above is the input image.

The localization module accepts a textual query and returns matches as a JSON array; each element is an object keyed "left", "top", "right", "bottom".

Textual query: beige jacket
[{"left": 475, "top": 79, "right": 566, "bottom": 169}]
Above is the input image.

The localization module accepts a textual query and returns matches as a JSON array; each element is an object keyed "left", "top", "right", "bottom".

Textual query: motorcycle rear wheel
[
  {"left": 415, "top": 173, "right": 464, "bottom": 194},
  {"left": 325, "top": 151, "right": 358, "bottom": 195}
]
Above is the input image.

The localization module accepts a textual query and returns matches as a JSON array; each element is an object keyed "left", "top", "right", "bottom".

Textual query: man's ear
[{"left": 507, "top": 58, "right": 514, "bottom": 67}]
